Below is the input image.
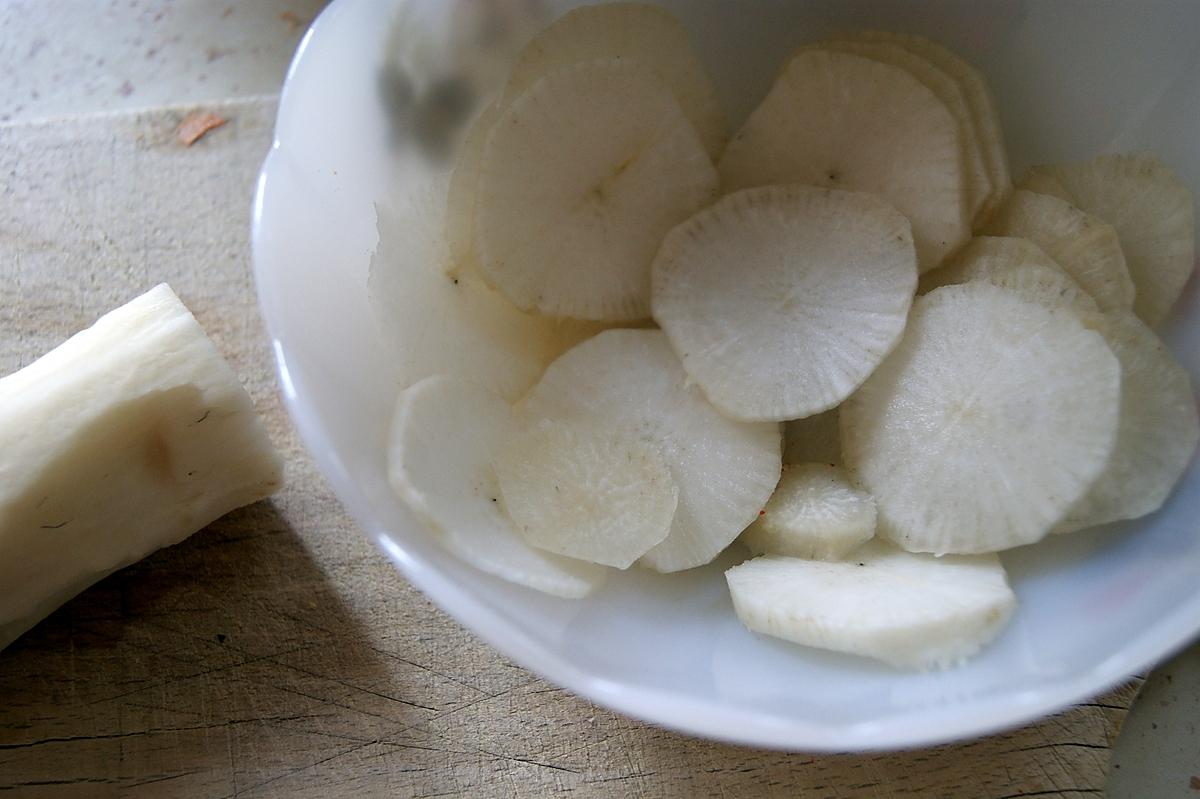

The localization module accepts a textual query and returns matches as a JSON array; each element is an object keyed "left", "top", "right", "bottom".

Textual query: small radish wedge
[
  {"left": 783, "top": 409, "right": 842, "bottom": 467},
  {"left": 370, "top": 178, "right": 602, "bottom": 403},
  {"left": 476, "top": 59, "right": 718, "bottom": 321},
  {"left": 520, "top": 329, "right": 781, "bottom": 572},
  {"left": 726, "top": 542, "right": 1016, "bottom": 669},
  {"left": 652, "top": 185, "right": 917, "bottom": 422},
  {"left": 496, "top": 418, "right": 677, "bottom": 569},
  {"left": 501, "top": 2, "right": 725, "bottom": 157},
  {"left": 842, "top": 282, "right": 1121, "bottom": 554},
  {"left": 0, "top": 285, "right": 282, "bottom": 650},
  {"left": 984, "top": 189, "right": 1134, "bottom": 312},
  {"left": 740, "top": 463, "right": 876, "bottom": 561},
  {"left": 719, "top": 49, "right": 970, "bottom": 271},
  {"left": 1021, "top": 153, "right": 1195, "bottom": 326},
  {"left": 388, "top": 376, "right": 606, "bottom": 598},
  {"left": 919, "top": 236, "right": 1100, "bottom": 316}
]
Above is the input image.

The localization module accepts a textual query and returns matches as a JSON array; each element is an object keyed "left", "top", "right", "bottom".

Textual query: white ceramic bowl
[{"left": 252, "top": 0, "right": 1200, "bottom": 750}]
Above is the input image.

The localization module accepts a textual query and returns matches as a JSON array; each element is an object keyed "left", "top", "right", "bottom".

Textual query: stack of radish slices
[{"left": 370, "top": 3, "right": 1198, "bottom": 669}]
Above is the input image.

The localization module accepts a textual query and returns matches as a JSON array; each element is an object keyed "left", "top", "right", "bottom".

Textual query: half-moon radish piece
[{"left": 726, "top": 542, "right": 1016, "bottom": 669}]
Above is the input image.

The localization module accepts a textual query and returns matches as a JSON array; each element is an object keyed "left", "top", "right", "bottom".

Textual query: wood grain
[{"left": 0, "top": 99, "right": 1138, "bottom": 798}]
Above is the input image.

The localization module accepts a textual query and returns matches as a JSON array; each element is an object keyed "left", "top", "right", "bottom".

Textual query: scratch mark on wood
[
  {"left": 226, "top": 721, "right": 238, "bottom": 798},
  {"left": 0, "top": 715, "right": 328, "bottom": 750},
  {"left": 993, "top": 790, "right": 1103, "bottom": 799},
  {"left": 371, "top": 647, "right": 488, "bottom": 696},
  {"left": 213, "top": 740, "right": 377, "bottom": 799},
  {"left": 126, "top": 769, "right": 204, "bottom": 788},
  {"left": 241, "top": 679, "right": 403, "bottom": 725},
  {"left": 269, "top": 659, "right": 439, "bottom": 712},
  {"left": 0, "top": 778, "right": 117, "bottom": 787},
  {"left": 1076, "top": 701, "right": 1129, "bottom": 711},
  {"left": 472, "top": 746, "right": 581, "bottom": 775},
  {"left": 85, "top": 643, "right": 316, "bottom": 705},
  {"left": 1006, "top": 742, "right": 1112, "bottom": 754},
  {"left": 424, "top": 684, "right": 516, "bottom": 723},
  {"left": 584, "top": 771, "right": 658, "bottom": 784},
  {"left": 377, "top": 740, "right": 475, "bottom": 757}
]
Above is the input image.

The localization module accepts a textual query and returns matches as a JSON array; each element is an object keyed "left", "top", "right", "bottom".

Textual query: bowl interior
[{"left": 252, "top": 0, "right": 1200, "bottom": 750}]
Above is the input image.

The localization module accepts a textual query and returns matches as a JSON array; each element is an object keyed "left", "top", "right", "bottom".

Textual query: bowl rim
[{"left": 249, "top": 0, "right": 1200, "bottom": 752}]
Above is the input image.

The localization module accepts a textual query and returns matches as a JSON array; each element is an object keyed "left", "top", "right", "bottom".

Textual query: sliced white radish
[
  {"left": 920, "top": 235, "right": 1100, "bottom": 316},
  {"left": 520, "top": 329, "right": 781, "bottom": 572},
  {"left": 740, "top": 463, "right": 876, "bottom": 561},
  {"left": 783, "top": 409, "right": 842, "bottom": 467},
  {"left": 726, "top": 542, "right": 1016, "bottom": 669},
  {"left": 855, "top": 30, "right": 1012, "bottom": 223},
  {"left": 984, "top": 189, "right": 1134, "bottom": 312},
  {"left": 501, "top": 2, "right": 725, "bottom": 157},
  {"left": 1056, "top": 312, "right": 1199, "bottom": 532},
  {"left": 1022, "top": 153, "right": 1195, "bottom": 326},
  {"left": 921, "top": 246, "right": 1198, "bottom": 531},
  {"left": 814, "top": 39, "right": 992, "bottom": 224},
  {"left": 446, "top": 4, "right": 724, "bottom": 276},
  {"left": 476, "top": 59, "right": 718, "bottom": 321},
  {"left": 651, "top": 185, "right": 917, "bottom": 422},
  {"left": 719, "top": 48, "right": 970, "bottom": 271},
  {"left": 841, "top": 282, "right": 1121, "bottom": 554},
  {"left": 496, "top": 418, "right": 677, "bottom": 569},
  {"left": 444, "top": 101, "right": 503, "bottom": 276},
  {"left": 369, "top": 178, "right": 604, "bottom": 402},
  {"left": 387, "top": 375, "right": 607, "bottom": 598}
]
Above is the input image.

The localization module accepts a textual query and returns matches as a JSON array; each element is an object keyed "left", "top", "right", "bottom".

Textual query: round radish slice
[
  {"left": 476, "top": 59, "right": 718, "bottom": 321},
  {"left": 369, "top": 179, "right": 603, "bottom": 403},
  {"left": 501, "top": 2, "right": 725, "bottom": 157},
  {"left": 520, "top": 329, "right": 781, "bottom": 572},
  {"left": 919, "top": 235, "right": 1100, "bottom": 317},
  {"left": 1056, "top": 312, "right": 1200, "bottom": 532},
  {"left": 718, "top": 49, "right": 970, "bottom": 271},
  {"left": 651, "top": 185, "right": 917, "bottom": 422},
  {"left": 984, "top": 189, "right": 1134, "bottom": 312},
  {"left": 444, "top": 101, "right": 503, "bottom": 276},
  {"left": 1022, "top": 153, "right": 1195, "bottom": 326},
  {"left": 841, "top": 282, "right": 1121, "bottom": 554},
  {"left": 388, "top": 376, "right": 607, "bottom": 598},
  {"left": 813, "top": 39, "right": 992, "bottom": 224},
  {"left": 854, "top": 30, "right": 1013, "bottom": 223},
  {"left": 497, "top": 419, "right": 677, "bottom": 569}
]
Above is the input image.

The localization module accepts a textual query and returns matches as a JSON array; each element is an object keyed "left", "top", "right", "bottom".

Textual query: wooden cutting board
[{"left": 0, "top": 98, "right": 1138, "bottom": 798}]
